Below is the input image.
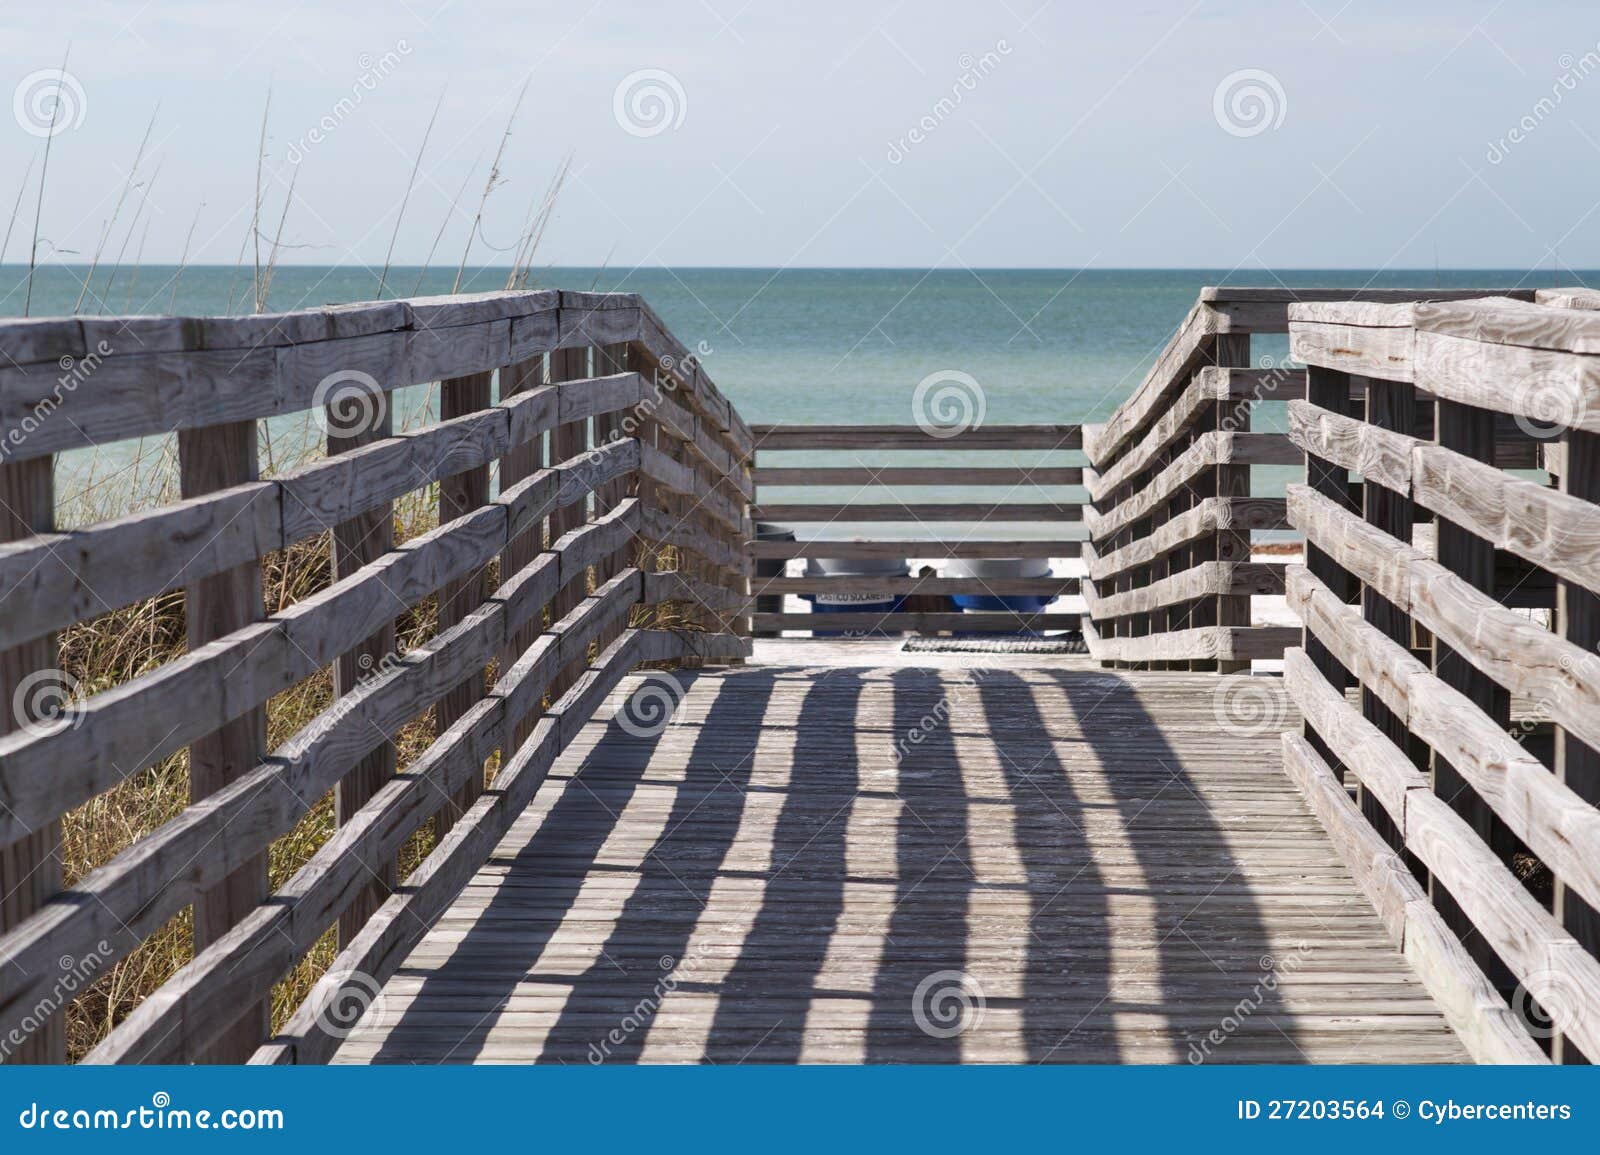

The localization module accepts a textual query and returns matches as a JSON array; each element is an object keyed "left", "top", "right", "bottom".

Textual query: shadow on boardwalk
[{"left": 358, "top": 664, "right": 1324, "bottom": 1063}]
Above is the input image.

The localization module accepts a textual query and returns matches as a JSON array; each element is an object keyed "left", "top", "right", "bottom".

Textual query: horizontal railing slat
[
  {"left": 1279, "top": 733, "right": 1548, "bottom": 1065},
  {"left": 747, "top": 538, "right": 1082, "bottom": 560},
  {"left": 755, "top": 575, "right": 1078, "bottom": 598},
  {"left": 1288, "top": 483, "right": 1600, "bottom": 752},
  {"left": 251, "top": 627, "right": 747, "bottom": 1065},
  {"left": 750, "top": 611, "right": 1080, "bottom": 633},
  {"left": 752, "top": 466, "right": 1083, "bottom": 487},
  {"left": 84, "top": 570, "right": 644, "bottom": 1064},
  {"left": 0, "top": 456, "right": 638, "bottom": 848},
  {"left": 753, "top": 424, "right": 1082, "bottom": 450},
  {"left": 751, "top": 502, "right": 1082, "bottom": 522},
  {"left": 1286, "top": 564, "right": 1600, "bottom": 917}
]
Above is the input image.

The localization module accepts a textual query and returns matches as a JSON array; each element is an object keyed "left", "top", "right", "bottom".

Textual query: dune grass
[{"left": 49, "top": 422, "right": 696, "bottom": 1060}]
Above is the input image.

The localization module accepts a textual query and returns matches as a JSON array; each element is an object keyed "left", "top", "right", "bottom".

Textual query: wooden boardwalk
[{"left": 334, "top": 643, "right": 1467, "bottom": 1064}]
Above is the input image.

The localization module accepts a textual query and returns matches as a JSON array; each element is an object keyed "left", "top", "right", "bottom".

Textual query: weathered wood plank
[
  {"left": 1289, "top": 484, "right": 1600, "bottom": 753},
  {"left": 1086, "top": 432, "right": 1297, "bottom": 538},
  {"left": 177, "top": 419, "right": 270, "bottom": 1062},
  {"left": 327, "top": 394, "right": 398, "bottom": 948},
  {"left": 1079, "top": 561, "right": 1281, "bottom": 619},
  {"left": 1080, "top": 619, "right": 1298, "bottom": 663},
  {"left": 434, "top": 370, "right": 495, "bottom": 834},
  {"left": 1084, "top": 498, "right": 1284, "bottom": 583},
  {"left": 255, "top": 627, "right": 732, "bottom": 1064},
  {"left": 1287, "top": 399, "right": 1418, "bottom": 496},
  {"left": 0, "top": 456, "right": 63, "bottom": 1064},
  {"left": 86, "top": 572, "right": 644, "bottom": 1064},
  {"left": 1280, "top": 732, "right": 1545, "bottom": 1064},
  {"left": 748, "top": 539, "right": 1082, "bottom": 561},
  {"left": 751, "top": 612, "right": 1080, "bottom": 633},
  {"left": 754, "top": 466, "right": 1084, "bottom": 487},
  {"left": 1285, "top": 564, "right": 1600, "bottom": 919},
  {"left": 753, "top": 502, "right": 1082, "bottom": 523},
  {"left": 754, "top": 425, "right": 1082, "bottom": 451},
  {"left": 1413, "top": 328, "right": 1600, "bottom": 436}
]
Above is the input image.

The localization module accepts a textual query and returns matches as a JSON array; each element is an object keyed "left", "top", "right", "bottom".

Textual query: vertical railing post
[
  {"left": 594, "top": 342, "right": 632, "bottom": 652},
  {"left": 1430, "top": 397, "right": 1517, "bottom": 1003},
  {"left": 1161, "top": 388, "right": 1199, "bottom": 668},
  {"left": 327, "top": 393, "right": 396, "bottom": 948},
  {"left": 729, "top": 433, "right": 754, "bottom": 653},
  {"left": 1147, "top": 419, "right": 1177, "bottom": 670},
  {"left": 1301, "top": 366, "right": 1355, "bottom": 775},
  {"left": 497, "top": 355, "right": 547, "bottom": 754},
  {"left": 548, "top": 346, "right": 590, "bottom": 698},
  {"left": 1358, "top": 376, "right": 1419, "bottom": 853},
  {"left": 434, "top": 370, "right": 494, "bottom": 834},
  {"left": 1555, "top": 426, "right": 1599, "bottom": 1063},
  {"left": 177, "top": 419, "right": 269, "bottom": 1062},
  {"left": 1212, "top": 333, "right": 1251, "bottom": 674},
  {"left": 1190, "top": 359, "right": 1222, "bottom": 671},
  {"left": 0, "top": 456, "right": 65, "bottom": 1064}
]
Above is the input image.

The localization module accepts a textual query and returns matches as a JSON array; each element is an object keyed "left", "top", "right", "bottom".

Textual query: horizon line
[{"left": 4, "top": 263, "right": 1595, "bottom": 274}]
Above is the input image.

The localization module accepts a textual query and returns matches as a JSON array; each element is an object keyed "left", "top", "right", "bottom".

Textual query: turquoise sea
[{"left": 1, "top": 265, "right": 1585, "bottom": 530}]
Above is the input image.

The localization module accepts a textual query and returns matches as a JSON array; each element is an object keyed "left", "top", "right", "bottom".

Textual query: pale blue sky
[{"left": 3, "top": 0, "right": 1598, "bottom": 269}]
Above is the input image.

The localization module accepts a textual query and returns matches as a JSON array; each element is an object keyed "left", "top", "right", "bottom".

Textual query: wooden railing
[
  {"left": 1081, "top": 287, "right": 1536, "bottom": 672},
  {"left": 1282, "top": 290, "right": 1600, "bottom": 1064},
  {"left": 0, "top": 290, "right": 753, "bottom": 1063},
  {"left": 749, "top": 423, "right": 1083, "bottom": 635}
]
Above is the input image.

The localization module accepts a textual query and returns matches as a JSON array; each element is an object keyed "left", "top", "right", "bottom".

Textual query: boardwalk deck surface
[{"left": 334, "top": 642, "right": 1467, "bottom": 1064}]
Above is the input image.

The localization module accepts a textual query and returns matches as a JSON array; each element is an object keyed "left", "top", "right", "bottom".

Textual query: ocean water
[{"left": 2, "top": 265, "right": 1583, "bottom": 532}]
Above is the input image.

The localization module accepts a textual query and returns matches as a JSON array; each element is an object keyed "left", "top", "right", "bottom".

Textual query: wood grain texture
[
  {"left": 754, "top": 425, "right": 1082, "bottom": 450},
  {"left": 1280, "top": 732, "right": 1545, "bottom": 1064},
  {"left": 85, "top": 572, "right": 644, "bottom": 1064},
  {"left": 325, "top": 661, "right": 1466, "bottom": 1065},
  {"left": 1285, "top": 565, "right": 1600, "bottom": 947},
  {"left": 755, "top": 466, "right": 1084, "bottom": 487},
  {"left": 435, "top": 370, "right": 495, "bottom": 833},
  {"left": 0, "top": 456, "right": 63, "bottom": 1064},
  {"left": 754, "top": 502, "right": 1083, "bottom": 523},
  {"left": 748, "top": 539, "right": 1083, "bottom": 560},
  {"left": 1080, "top": 619, "right": 1298, "bottom": 663},
  {"left": 256, "top": 627, "right": 746, "bottom": 1065},
  {"left": 1289, "top": 484, "right": 1600, "bottom": 752},
  {"left": 327, "top": 397, "right": 398, "bottom": 948},
  {"left": 177, "top": 419, "right": 271, "bottom": 1062}
]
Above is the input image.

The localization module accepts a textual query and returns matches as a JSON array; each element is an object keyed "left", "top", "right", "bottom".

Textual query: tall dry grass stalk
[
  {"left": 32, "top": 75, "right": 593, "bottom": 1057},
  {"left": 54, "top": 434, "right": 450, "bottom": 1060}
]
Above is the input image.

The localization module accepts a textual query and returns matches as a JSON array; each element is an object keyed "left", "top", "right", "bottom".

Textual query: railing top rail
[
  {"left": 0, "top": 289, "right": 751, "bottom": 462},
  {"left": 1087, "top": 286, "right": 1538, "bottom": 468},
  {"left": 1412, "top": 295, "right": 1600, "bottom": 353}
]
